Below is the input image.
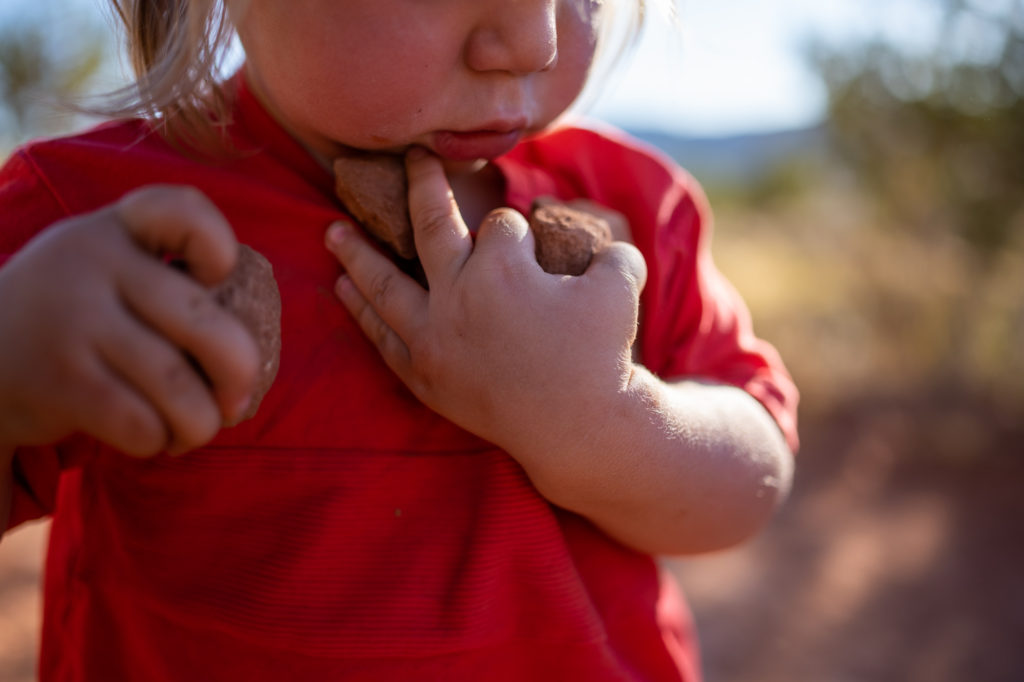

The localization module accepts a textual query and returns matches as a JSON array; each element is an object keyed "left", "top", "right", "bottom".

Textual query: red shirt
[{"left": 0, "top": 76, "right": 797, "bottom": 681}]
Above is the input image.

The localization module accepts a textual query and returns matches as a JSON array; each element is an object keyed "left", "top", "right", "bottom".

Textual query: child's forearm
[{"left": 513, "top": 366, "right": 794, "bottom": 557}]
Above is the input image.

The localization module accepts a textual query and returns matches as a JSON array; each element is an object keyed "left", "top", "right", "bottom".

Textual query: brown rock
[
  {"left": 331, "top": 152, "right": 616, "bottom": 277},
  {"left": 211, "top": 244, "right": 282, "bottom": 423},
  {"left": 529, "top": 200, "right": 613, "bottom": 276},
  {"left": 333, "top": 153, "right": 416, "bottom": 260}
]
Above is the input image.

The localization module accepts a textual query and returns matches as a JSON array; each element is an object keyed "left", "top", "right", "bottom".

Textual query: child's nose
[{"left": 464, "top": 0, "right": 559, "bottom": 75}]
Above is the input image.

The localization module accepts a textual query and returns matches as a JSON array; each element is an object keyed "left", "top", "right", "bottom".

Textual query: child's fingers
[
  {"left": 115, "top": 256, "right": 260, "bottom": 424},
  {"left": 64, "top": 356, "right": 170, "bottom": 457},
  {"left": 472, "top": 208, "right": 539, "bottom": 271},
  {"left": 325, "top": 221, "right": 427, "bottom": 344},
  {"left": 115, "top": 185, "right": 238, "bottom": 286},
  {"left": 586, "top": 241, "right": 648, "bottom": 293},
  {"left": 113, "top": 185, "right": 259, "bottom": 422},
  {"left": 404, "top": 148, "right": 473, "bottom": 285},
  {"left": 333, "top": 274, "right": 413, "bottom": 379},
  {"left": 94, "top": 312, "right": 223, "bottom": 454}
]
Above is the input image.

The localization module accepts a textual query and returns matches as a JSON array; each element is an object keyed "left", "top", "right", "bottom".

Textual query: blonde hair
[
  {"left": 101, "top": 0, "right": 236, "bottom": 150},
  {"left": 101, "top": 0, "right": 655, "bottom": 150}
]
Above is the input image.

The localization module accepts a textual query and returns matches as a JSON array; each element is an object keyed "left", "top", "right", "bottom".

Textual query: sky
[
  {"left": 586, "top": 0, "right": 948, "bottom": 135},
  {"left": 2, "top": 0, "right": 952, "bottom": 139}
]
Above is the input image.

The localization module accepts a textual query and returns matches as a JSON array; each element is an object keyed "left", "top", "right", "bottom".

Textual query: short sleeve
[
  {"left": 0, "top": 148, "right": 71, "bottom": 258},
  {"left": 7, "top": 446, "right": 63, "bottom": 530},
  {"left": 462, "top": 124, "right": 798, "bottom": 452},
  {"left": 639, "top": 175, "right": 799, "bottom": 453},
  {"left": 5, "top": 437, "right": 98, "bottom": 531}
]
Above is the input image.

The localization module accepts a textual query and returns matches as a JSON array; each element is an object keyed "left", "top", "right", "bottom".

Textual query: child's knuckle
[
  {"left": 118, "top": 417, "right": 166, "bottom": 456},
  {"left": 367, "top": 270, "right": 398, "bottom": 308},
  {"left": 365, "top": 312, "right": 392, "bottom": 349},
  {"left": 415, "top": 203, "right": 456, "bottom": 239},
  {"left": 161, "top": 354, "right": 200, "bottom": 394},
  {"left": 186, "top": 288, "right": 222, "bottom": 325},
  {"left": 90, "top": 385, "right": 163, "bottom": 456}
]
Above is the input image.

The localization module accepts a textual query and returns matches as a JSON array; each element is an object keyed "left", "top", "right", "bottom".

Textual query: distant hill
[{"left": 625, "top": 125, "right": 829, "bottom": 184}]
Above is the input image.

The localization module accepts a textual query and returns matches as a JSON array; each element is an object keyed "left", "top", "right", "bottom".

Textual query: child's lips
[{"left": 431, "top": 128, "right": 524, "bottom": 161}]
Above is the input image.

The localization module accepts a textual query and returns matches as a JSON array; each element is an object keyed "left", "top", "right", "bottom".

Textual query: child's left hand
[{"left": 325, "top": 148, "right": 647, "bottom": 459}]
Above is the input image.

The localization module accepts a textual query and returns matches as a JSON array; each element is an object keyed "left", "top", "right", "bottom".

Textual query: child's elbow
[
  {"left": 662, "top": 441, "right": 795, "bottom": 557},
  {"left": 726, "top": 458, "right": 793, "bottom": 549},
  {"left": 707, "top": 441, "right": 794, "bottom": 553}
]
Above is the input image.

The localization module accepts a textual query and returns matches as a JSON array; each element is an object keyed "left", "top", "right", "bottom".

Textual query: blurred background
[{"left": 2, "top": 0, "right": 1023, "bottom": 680}]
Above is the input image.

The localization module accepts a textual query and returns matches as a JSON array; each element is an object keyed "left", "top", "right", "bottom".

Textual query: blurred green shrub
[
  {"left": 0, "top": 6, "right": 110, "bottom": 151},
  {"left": 809, "top": 0, "right": 1024, "bottom": 260},
  {"left": 709, "top": 1, "right": 1024, "bottom": 453}
]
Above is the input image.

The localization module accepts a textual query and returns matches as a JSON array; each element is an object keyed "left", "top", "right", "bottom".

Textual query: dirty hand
[
  {"left": 325, "top": 148, "right": 647, "bottom": 457},
  {"left": 0, "top": 186, "right": 259, "bottom": 456}
]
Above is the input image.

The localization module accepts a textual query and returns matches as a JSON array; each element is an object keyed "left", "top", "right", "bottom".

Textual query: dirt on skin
[{"left": 1, "top": 392, "right": 1022, "bottom": 681}]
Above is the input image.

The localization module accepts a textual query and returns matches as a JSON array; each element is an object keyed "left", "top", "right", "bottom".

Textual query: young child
[{"left": 0, "top": 0, "right": 798, "bottom": 679}]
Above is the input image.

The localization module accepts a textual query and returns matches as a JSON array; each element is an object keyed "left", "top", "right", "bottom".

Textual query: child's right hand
[
  {"left": 326, "top": 150, "right": 647, "bottom": 460},
  {"left": 0, "top": 186, "right": 260, "bottom": 456}
]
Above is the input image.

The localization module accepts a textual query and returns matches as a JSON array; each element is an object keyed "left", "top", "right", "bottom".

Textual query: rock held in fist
[{"left": 211, "top": 244, "right": 282, "bottom": 424}]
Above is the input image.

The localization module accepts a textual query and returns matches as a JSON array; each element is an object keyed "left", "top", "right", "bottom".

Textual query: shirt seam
[{"left": 15, "top": 148, "right": 74, "bottom": 220}]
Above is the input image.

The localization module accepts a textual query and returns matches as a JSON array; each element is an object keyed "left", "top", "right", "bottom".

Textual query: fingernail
[
  {"left": 326, "top": 221, "right": 348, "bottom": 245},
  {"left": 231, "top": 395, "right": 252, "bottom": 423},
  {"left": 334, "top": 274, "right": 354, "bottom": 297}
]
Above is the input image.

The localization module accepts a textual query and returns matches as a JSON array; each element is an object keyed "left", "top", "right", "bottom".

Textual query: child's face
[{"left": 235, "top": 0, "right": 605, "bottom": 170}]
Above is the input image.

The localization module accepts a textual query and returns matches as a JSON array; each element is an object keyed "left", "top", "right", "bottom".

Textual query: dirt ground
[
  {"left": 2, "top": 393, "right": 1022, "bottom": 681},
  {"left": 670, "top": 391, "right": 1024, "bottom": 682}
]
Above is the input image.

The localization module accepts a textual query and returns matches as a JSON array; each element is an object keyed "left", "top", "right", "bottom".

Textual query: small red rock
[
  {"left": 333, "top": 153, "right": 415, "bottom": 260},
  {"left": 211, "top": 244, "right": 282, "bottom": 423},
  {"left": 332, "top": 152, "right": 615, "bottom": 277},
  {"left": 529, "top": 201, "right": 613, "bottom": 276}
]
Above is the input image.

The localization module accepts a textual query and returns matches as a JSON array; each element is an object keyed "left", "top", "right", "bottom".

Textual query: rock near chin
[{"left": 332, "top": 152, "right": 615, "bottom": 277}]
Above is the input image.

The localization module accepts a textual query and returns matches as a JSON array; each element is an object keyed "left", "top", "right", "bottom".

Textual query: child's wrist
[{"left": 510, "top": 363, "right": 660, "bottom": 510}]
